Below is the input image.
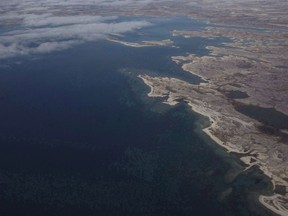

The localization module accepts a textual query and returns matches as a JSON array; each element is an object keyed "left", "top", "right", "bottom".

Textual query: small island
[{"left": 108, "top": 37, "right": 175, "bottom": 47}]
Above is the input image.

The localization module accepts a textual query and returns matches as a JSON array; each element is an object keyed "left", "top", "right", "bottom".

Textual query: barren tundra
[
  {"left": 137, "top": 0, "right": 288, "bottom": 215},
  {"left": 1, "top": 0, "right": 288, "bottom": 215}
]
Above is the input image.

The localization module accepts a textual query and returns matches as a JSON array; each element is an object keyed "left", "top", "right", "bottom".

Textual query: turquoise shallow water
[{"left": 0, "top": 17, "right": 276, "bottom": 216}]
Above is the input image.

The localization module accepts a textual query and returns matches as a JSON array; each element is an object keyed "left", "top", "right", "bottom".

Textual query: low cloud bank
[{"left": 0, "top": 0, "right": 155, "bottom": 59}]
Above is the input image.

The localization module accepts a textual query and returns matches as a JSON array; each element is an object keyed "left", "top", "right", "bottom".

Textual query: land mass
[
  {"left": 108, "top": 37, "right": 175, "bottom": 48},
  {"left": 138, "top": 13, "right": 288, "bottom": 216},
  {"left": 122, "top": 1, "right": 288, "bottom": 215},
  {"left": 2, "top": 0, "right": 287, "bottom": 214}
]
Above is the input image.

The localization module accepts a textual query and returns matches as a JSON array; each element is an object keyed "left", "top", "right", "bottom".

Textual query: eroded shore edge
[{"left": 138, "top": 73, "right": 288, "bottom": 216}]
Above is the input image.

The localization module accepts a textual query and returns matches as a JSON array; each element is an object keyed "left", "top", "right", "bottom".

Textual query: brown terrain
[
  {"left": 136, "top": 1, "right": 288, "bottom": 215},
  {"left": 1, "top": 0, "right": 287, "bottom": 214}
]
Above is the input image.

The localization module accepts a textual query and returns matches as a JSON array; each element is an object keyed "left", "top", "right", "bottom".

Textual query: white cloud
[
  {"left": 0, "top": 0, "right": 155, "bottom": 59},
  {"left": 1, "top": 20, "right": 151, "bottom": 43},
  {"left": 0, "top": 0, "right": 167, "bottom": 8},
  {"left": 0, "top": 41, "right": 80, "bottom": 59},
  {"left": 22, "top": 14, "right": 118, "bottom": 27}
]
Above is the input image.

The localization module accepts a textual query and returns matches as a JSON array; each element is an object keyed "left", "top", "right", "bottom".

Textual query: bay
[{"left": 0, "top": 17, "right": 276, "bottom": 216}]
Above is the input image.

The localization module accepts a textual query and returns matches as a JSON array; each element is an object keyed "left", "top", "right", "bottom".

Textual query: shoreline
[
  {"left": 138, "top": 74, "right": 288, "bottom": 216},
  {"left": 108, "top": 38, "right": 176, "bottom": 48},
  {"left": 259, "top": 195, "right": 288, "bottom": 216}
]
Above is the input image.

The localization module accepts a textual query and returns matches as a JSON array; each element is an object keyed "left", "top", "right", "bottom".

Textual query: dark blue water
[{"left": 0, "top": 17, "right": 276, "bottom": 216}]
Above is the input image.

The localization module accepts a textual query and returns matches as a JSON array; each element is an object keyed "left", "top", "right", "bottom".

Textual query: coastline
[
  {"left": 2, "top": 0, "right": 287, "bottom": 214},
  {"left": 138, "top": 73, "right": 288, "bottom": 216},
  {"left": 108, "top": 38, "right": 176, "bottom": 48},
  {"left": 259, "top": 195, "right": 288, "bottom": 216},
  {"left": 113, "top": 10, "right": 288, "bottom": 216}
]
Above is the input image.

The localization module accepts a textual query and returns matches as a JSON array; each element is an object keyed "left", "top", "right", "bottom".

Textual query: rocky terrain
[
  {"left": 1, "top": 0, "right": 287, "bottom": 214},
  {"left": 139, "top": 8, "right": 288, "bottom": 215}
]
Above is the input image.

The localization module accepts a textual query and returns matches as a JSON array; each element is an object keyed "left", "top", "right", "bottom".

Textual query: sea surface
[{"left": 0, "top": 17, "right": 276, "bottom": 216}]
